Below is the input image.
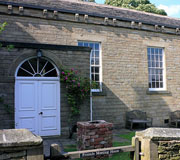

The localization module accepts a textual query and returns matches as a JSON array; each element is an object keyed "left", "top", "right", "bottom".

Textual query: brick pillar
[{"left": 77, "top": 120, "right": 113, "bottom": 150}]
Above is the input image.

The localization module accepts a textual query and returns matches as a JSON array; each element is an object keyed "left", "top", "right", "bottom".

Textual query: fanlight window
[{"left": 17, "top": 58, "right": 58, "bottom": 77}]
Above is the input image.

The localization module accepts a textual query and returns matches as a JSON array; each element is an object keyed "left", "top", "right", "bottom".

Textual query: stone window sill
[
  {"left": 92, "top": 89, "right": 106, "bottom": 96},
  {"left": 146, "top": 90, "right": 172, "bottom": 96}
]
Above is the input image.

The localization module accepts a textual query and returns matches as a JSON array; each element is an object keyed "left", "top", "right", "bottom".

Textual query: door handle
[{"left": 39, "top": 112, "right": 43, "bottom": 115}]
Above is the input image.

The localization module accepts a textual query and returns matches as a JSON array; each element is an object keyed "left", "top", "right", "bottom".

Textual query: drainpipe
[
  {"left": 90, "top": 91, "right": 93, "bottom": 121},
  {"left": 90, "top": 50, "right": 93, "bottom": 122}
]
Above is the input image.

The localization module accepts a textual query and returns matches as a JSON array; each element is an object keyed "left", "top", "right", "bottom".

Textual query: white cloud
[{"left": 158, "top": 4, "right": 180, "bottom": 17}]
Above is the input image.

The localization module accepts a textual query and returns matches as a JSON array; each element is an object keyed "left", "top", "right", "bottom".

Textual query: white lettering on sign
[
  {"left": 110, "top": 149, "right": 119, "bottom": 154},
  {"left": 96, "top": 151, "right": 109, "bottom": 155},
  {"left": 81, "top": 152, "right": 96, "bottom": 157},
  {"left": 80, "top": 149, "right": 121, "bottom": 158}
]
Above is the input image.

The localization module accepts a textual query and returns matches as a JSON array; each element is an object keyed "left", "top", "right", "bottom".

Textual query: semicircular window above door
[{"left": 17, "top": 58, "right": 58, "bottom": 77}]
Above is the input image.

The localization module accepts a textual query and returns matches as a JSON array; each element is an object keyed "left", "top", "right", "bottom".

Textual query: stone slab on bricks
[
  {"left": 136, "top": 128, "right": 180, "bottom": 141},
  {"left": 0, "top": 129, "right": 43, "bottom": 148}
]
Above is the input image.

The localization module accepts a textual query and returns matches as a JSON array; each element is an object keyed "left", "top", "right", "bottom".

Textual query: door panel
[
  {"left": 15, "top": 80, "right": 60, "bottom": 136},
  {"left": 15, "top": 81, "right": 38, "bottom": 134},
  {"left": 38, "top": 81, "right": 60, "bottom": 136}
]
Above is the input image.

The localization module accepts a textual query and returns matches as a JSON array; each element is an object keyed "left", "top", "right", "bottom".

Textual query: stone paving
[{"left": 43, "top": 129, "right": 135, "bottom": 157}]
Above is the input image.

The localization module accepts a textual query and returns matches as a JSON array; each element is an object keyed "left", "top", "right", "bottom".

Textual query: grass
[{"left": 63, "top": 131, "right": 135, "bottom": 160}]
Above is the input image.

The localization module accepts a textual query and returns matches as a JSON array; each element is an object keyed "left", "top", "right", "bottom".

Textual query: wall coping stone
[
  {"left": 0, "top": 129, "right": 43, "bottom": 148},
  {"left": 136, "top": 128, "right": 180, "bottom": 141}
]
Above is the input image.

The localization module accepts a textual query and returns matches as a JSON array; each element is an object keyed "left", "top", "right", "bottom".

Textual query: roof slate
[{"left": 1, "top": 0, "right": 180, "bottom": 28}]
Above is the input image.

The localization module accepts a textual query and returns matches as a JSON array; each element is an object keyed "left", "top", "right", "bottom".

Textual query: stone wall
[
  {"left": 158, "top": 141, "right": 180, "bottom": 160},
  {"left": 1, "top": 4, "right": 180, "bottom": 129}
]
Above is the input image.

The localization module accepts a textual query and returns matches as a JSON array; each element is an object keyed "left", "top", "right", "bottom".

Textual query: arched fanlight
[{"left": 17, "top": 57, "right": 58, "bottom": 77}]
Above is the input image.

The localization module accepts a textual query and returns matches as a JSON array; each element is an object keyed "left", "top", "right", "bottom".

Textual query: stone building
[{"left": 0, "top": 0, "right": 180, "bottom": 136}]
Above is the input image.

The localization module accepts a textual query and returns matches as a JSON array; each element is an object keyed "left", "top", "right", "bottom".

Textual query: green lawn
[{"left": 64, "top": 131, "right": 135, "bottom": 160}]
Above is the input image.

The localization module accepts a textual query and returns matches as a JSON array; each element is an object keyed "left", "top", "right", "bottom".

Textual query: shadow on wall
[
  {"left": 131, "top": 84, "right": 171, "bottom": 127},
  {"left": 92, "top": 82, "right": 172, "bottom": 128}
]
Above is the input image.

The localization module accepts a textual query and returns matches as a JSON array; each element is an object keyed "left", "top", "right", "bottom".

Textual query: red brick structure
[{"left": 77, "top": 120, "right": 113, "bottom": 150}]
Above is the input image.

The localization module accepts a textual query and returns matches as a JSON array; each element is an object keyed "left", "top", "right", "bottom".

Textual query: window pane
[
  {"left": 95, "top": 51, "right": 99, "bottom": 57},
  {"left": 91, "top": 74, "right": 95, "bottom": 81},
  {"left": 95, "top": 74, "right": 99, "bottom": 81},
  {"left": 151, "top": 48, "right": 154, "bottom": 54},
  {"left": 89, "top": 43, "right": 94, "bottom": 49},
  {"left": 95, "top": 43, "right": 99, "bottom": 50},
  {"left": 156, "top": 82, "right": 159, "bottom": 88},
  {"left": 78, "top": 42, "right": 83, "bottom": 46},
  {"left": 91, "top": 67, "right": 95, "bottom": 73},
  {"left": 156, "top": 55, "right": 158, "bottom": 61},
  {"left": 95, "top": 58, "right": 99, "bottom": 65},
  {"left": 160, "top": 82, "right": 163, "bottom": 88},
  {"left": 155, "top": 48, "right": 158, "bottom": 54},
  {"left": 152, "top": 75, "right": 155, "bottom": 81},
  {"left": 95, "top": 67, "right": 99, "bottom": 73},
  {"left": 91, "top": 59, "right": 94, "bottom": 65},
  {"left": 91, "top": 51, "right": 95, "bottom": 57},
  {"left": 84, "top": 43, "right": 88, "bottom": 47},
  {"left": 152, "top": 82, "right": 155, "bottom": 88},
  {"left": 152, "top": 55, "right": 154, "bottom": 60},
  {"left": 156, "top": 75, "right": 159, "bottom": 81},
  {"left": 160, "top": 75, "right": 163, "bottom": 81},
  {"left": 152, "top": 62, "right": 155, "bottom": 67}
]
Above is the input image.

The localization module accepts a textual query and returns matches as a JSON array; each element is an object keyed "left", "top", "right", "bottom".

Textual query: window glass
[{"left": 17, "top": 58, "right": 58, "bottom": 77}]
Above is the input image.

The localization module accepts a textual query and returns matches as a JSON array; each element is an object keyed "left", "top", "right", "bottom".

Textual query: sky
[{"left": 95, "top": 0, "right": 180, "bottom": 18}]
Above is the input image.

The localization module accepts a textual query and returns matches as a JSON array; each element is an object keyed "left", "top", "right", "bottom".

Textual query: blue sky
[{"left": 95, "top": 0, "right": 180, "bottom": 18}]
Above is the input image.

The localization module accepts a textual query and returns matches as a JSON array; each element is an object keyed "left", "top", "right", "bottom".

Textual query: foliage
[
  {"left": 105, "top": 0, "right": 167, "bottom": 16},
  {"left": 60, "top": 68, "right": 97, "bottom": 120},
  {"left": 0, "top": 22, "right": 7, "bottom": 33},
  {"left": 0, "top": 22, "right": 14, "bottom": 50}
]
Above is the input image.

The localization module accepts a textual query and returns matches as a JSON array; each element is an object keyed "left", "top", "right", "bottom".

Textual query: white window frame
[
  {"left": 147, "top": 47, "right": 166, "bottom": 91},
  {"left": 78, "top": 41, "right": 102, "bottom": 92}
]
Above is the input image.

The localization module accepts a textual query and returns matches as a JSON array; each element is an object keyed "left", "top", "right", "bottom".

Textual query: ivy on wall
[
  {"left": 0, "top": 22, "right": 14, "bottom": 50},
  {"left": 60, "top": 68, "right": 97, "bottom": 120}
]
